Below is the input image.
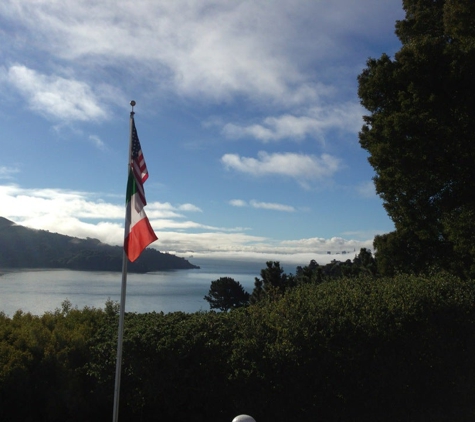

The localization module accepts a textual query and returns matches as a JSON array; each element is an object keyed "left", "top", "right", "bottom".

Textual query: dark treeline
[
  {"left": 1, "top": 272, "right": 475, "bottom": 422},
  {"left": 204, "top": 249, "right": 377, "bottom": 312}
]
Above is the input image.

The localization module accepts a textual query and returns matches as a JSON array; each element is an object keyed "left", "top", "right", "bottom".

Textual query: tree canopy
[
  {"left": 204, "top": 277, "right": 250, "bottom": 311},
  {"left": 250, "top": 261, "right": 291, "bottom": 303},
  {"left": 358, "top": 0, "right": 475, "bottom": 277}
]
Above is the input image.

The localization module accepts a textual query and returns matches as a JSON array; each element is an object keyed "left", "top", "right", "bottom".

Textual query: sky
[{"left": 0, "top": 0, "right": 404, "bottom": 267}]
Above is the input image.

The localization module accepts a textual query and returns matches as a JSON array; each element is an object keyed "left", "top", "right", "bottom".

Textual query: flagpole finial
[{"left": 130, "top": 100, "right": 136, "bottom": 116}]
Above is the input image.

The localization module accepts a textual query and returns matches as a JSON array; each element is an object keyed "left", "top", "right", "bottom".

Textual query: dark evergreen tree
[
  {"left": 295, "top": 260, "right": 323, "bottom": 284},
  {"left": 249, "top": 277, "right": 265, "bottom": 304},
  {"left": 358, "top": 0, "right": 475, "bottom": 277},
  {"left": 353, "top": 248, "right": 377, "bottom": 276},
  {"left": 204, "top": 277, "right": 250, "bottom": 311},
  {"left": 250, "top": 261, "right": 291, "bottom": 302}
]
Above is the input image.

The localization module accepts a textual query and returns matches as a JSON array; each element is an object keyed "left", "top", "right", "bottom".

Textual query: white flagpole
[{"left": 112, "top": 101, "right": 136, "bottom": 422}]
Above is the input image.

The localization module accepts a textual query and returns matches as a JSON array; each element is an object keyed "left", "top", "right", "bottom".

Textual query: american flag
[{"left": 130, "top": 118, "right": 149, "bottom": 206}]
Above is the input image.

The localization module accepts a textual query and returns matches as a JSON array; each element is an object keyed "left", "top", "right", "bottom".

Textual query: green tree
[
  {"left": 295, "top": 260, "right": 323, "bottom": 284},
  {"left": 352, "top": 248, "right": 378, "bottom": 276},
  {"left": 358, "top": 0, "right": 475, "bottom": 277},
  {"left": 204, "top": 277, "right": 250, "bottom": 311},
  {"left": 250, "top": 261, "right": 291, "bottom": 303}
]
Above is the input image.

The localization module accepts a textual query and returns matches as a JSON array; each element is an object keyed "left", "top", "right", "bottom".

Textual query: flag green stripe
[{"left": 126, "top": 170, "right": 137, "bottom": 204}]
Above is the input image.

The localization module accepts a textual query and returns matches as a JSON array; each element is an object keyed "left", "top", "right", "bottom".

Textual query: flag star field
[{"left": 0, "top": 0, "right": 404, "bottom": 266}]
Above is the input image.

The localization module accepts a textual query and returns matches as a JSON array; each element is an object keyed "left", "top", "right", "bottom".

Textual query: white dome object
[{"left": 232, "top": 415, "right": 256, "bottom": 422}]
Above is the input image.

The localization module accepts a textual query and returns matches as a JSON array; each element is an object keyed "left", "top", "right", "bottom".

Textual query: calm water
[{"left": 0, "top": 258, "right": 272, "bottom": 316}]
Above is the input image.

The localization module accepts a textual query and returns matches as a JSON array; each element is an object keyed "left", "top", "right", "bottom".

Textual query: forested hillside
[{"left": 0, "top": 217, "right": 198, "bottom": 272}]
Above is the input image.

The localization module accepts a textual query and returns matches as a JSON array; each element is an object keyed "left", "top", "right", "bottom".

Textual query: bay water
[{"left": 0, "top": 258, "right": 277, "bottom": 316}]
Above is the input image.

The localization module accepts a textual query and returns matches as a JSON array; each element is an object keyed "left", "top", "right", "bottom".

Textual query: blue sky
[{"left": 0, "top": 0, "right": 404, "bottom": 266}]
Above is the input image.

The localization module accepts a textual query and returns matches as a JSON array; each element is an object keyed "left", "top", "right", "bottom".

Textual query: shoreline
[{"left": 0, "top": 266, "right": 197, "bottom": 277}]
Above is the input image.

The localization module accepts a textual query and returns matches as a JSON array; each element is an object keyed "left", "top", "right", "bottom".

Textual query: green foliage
[
  {"left": 358, "top": 0, "right": 475, "bottom": 277},
  {"left": 2, "top": 274, "right": 475, "bottom": 421},
  {"left": 230, "top": 273, "right": 475, "bottom": 421},
  {"left": 204, "top": 277, "right": 250, "bottom": 311},
  {"left": 0, "top": 302, "right": 107, "bottom": 421},
  {"left": 444, "top": 0, "right": 475, "bottom": 50},
  {"left": 294, "top": 259, "right": 323, "bottom": 284},
  {"left": 250, "top": 261, "right": 292, "bottom": 303},
  {"left": 253, "top": 251, "right": 377, "bottom": 296},
  {"left": 85, "top": 310, "right": 237, "bottom": 421}
]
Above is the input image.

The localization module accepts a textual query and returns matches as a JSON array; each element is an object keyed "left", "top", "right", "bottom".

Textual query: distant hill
[{"left": 0, "top": 217, "right": 199, "bottom": 273}]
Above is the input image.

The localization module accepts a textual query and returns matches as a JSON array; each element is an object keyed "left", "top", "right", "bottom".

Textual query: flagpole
[{"left": 112, "top": 101, "right": 136, "bottom": 422}]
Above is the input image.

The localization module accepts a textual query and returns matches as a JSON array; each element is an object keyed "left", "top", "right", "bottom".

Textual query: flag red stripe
[
  {"left": 132, "top": 153, "right": 148, "bottom": 183},
  {"left": 124, "top": 216, "right": 158, "bottom": 262}
]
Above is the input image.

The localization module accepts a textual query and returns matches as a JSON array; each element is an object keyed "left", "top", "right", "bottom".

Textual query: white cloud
[
  {"left": 281, "top": 236, "right": 360, "bottom": 250},
  {"left": 155, "top": 230, "right": 270, "bottom": 254},
  {"left": 88, "top": 135, "right": 107, "bottom": 150},
  {"left": 4, "top": 65, "right": 108, "bottom": 122},
  {"left": 0, "top": 185, "right": 123, "bottom": 221},
  {"left": 221, "top": 151, "right": 341, "bottom": 185},
  {"left": 0, "top": 1, "right": 306, "bottom": 104},
  {"left": 229, "top": 199, "right": 295, "bottom": 212},
  {"left": 177, "top": 203, "right": 202, "bottom": 212},
  {"left": 157, "top": 231, "right": 375, "bottom": 266},
  {"left": 222, "top": 103, "right": 364, "bottom": 142},
  {"left": 0, "top": 183, "right": 377, "bottom": 263},
  {"left": 0, "top": 0, "right": 402, "bottom": 107},
  {"left": 249, "top": 200, "right": 295, "bottom": 212},
  {"left": 0, "top": 185, "right": 195, "bottom": 224},
  {"left": 151, "top": 218, "right": 244, "bottom": 233},
  {"left": 0, "top": 0, "right": 404, "bottom": 180},
  {"left": 0, "top": 166, "right": 20, "bottom": 180},
  {"left": 229, "top": 199, "right": 248, "bottom": 207}
]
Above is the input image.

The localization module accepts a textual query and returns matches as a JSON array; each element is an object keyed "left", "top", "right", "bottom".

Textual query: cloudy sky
[{"left": 0, "top": 0, "right": 404, "bottom": 266}]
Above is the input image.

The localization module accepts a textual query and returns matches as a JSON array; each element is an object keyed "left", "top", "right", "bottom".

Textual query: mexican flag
[{"left": 124, "top": 169, "right": 157, "bottom": 262}]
